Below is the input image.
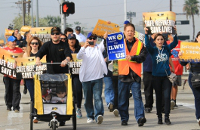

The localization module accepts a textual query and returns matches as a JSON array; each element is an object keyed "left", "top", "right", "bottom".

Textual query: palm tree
[{"left": 183, "top": 0, "right": 200, "bottom": 40}]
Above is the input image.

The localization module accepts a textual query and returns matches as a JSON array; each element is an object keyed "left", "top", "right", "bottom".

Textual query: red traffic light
[{"left": 62, "top": 2, "right": 75, "bottom": 14}]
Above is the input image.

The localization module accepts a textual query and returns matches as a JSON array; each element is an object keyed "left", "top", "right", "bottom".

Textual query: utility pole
[
  {"left": 27, "top": 0, "right": 31, "bottom": 17},
  {"left": 60, "top": 0, "right": 66, "bottom": 32},
  {"left": 36, "top": 0, "right": 39, "bottom": 27},
  {"left": 124, "top": 0, "right": 127, "bottom": 21},
  {"left": 31, "top": 0, "right": 33, "bottom": 27},
  {"left": 15, "top": 0, "right": 31, "bottom": 26},
  {"left": 170, "top": 0, "right": 172, "bottom": 11},
  {"left": 22, "top": 0, "right": 25, "bottom": 26}
]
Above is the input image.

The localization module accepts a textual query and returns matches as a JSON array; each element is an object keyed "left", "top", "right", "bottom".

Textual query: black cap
[
  {"left": 75, "top": 26, "right": 81, "bottom": 31},
  {"left": 68, "top": 34, "right": 76, "bottom": 39},
  {"left": 51, "top": 27, "right": 61, "bottom": 34}
]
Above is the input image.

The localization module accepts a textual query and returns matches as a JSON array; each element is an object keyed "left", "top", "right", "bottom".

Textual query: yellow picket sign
[{"left": 179, "top": 42, "right": 200, "bottom": 62}]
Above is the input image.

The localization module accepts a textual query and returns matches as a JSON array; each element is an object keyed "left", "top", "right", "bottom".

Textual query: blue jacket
[{"left": 145, "top": 34, "right": 178, "bottom": 76}]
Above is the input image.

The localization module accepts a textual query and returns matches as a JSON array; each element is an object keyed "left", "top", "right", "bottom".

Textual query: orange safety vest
[{"left": 118, "top": 38, "right": 143, "bottom": 77}]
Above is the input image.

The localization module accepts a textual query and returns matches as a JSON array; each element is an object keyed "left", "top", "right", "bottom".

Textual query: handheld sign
[
  {"left": 179, "top": 42, "right": 200, "bottom": 63},
  {"left": 68, "top": 54, "right": 82, "bottom": 75},
  {"left": 15, "top": 57, "right": 47, "bottom": 79},
  {"left": 0, "top": 48, "right": 23, "bottom": 79},
  {"left": 93, "top": 19, "right": 120, "bottom": 38},
  {"left": 106, "top": 32, "right": 126, "bottom": 61},
  {"left": 143, "top": 11, "right": 176, "bottom": 34}
]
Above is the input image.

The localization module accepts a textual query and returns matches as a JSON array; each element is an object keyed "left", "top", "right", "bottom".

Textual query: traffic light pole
[{"left": 60, "top": 0, "right": 66, "bottom": 33}]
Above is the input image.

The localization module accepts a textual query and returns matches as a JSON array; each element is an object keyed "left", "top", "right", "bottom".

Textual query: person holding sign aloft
[
  {"left": 77, "top": 32, "right": 108, "bottom": 125},
  {"left": 179, "top": 31, "right": 200, "bottom": 126},
  {"left": 144, "top": 26, "right": 178, "bottom": 125},
  {"left": 118, "top": 23, "right": 148, "bottom": 126}
]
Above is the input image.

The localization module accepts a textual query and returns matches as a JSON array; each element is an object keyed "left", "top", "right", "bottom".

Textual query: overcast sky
[{"left": 0, "top": 0, "right": 186, "bottom": 36}]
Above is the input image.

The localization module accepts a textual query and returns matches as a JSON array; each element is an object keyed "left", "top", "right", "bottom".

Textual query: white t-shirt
[
  {"left": 77, "top": 40, "right": 108, "bottom": 82},
  {"left": 74, "top": 33, "right": 86, "bottom": 43}
]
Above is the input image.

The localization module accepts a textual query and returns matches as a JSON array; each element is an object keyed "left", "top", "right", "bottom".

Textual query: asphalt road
[{"left": 0, "top": 75, "right": 200, "bottom": 130}]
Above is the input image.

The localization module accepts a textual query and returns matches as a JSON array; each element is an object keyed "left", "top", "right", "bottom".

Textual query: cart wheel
[
  {"left": 51, "top": 121, "right": 57, "bottom": 130},
  {"left": 30, "top": 101, "right": 33, "bottom": 130}
]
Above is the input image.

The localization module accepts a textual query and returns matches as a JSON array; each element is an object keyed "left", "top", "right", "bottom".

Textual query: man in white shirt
[
  {"left": 74, "top": 26, "right": 86, "bottom": 43},
  {"left": 77, "top": 32, "right": 107, "bottom": 125}
]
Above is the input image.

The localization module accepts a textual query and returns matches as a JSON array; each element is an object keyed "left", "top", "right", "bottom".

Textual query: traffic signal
[{"left": 62, "top": 2, "right": 75, "bottom": 14}]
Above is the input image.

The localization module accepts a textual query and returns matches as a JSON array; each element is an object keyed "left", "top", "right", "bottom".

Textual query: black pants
[
  {"left": 112, "top": 76, "right": 118, "bottom": 109},
  {"left": 143, "top": 71, "right": 154, "bottom": 108},
  {"left": 152, "top": 76, "right": 172, "bottom": 118},
  {"left": 72, "top": 76, "right": 83, "bottom": 108},
  {"left": 4, "top": 76, "right": 21, "bottom": 110}
]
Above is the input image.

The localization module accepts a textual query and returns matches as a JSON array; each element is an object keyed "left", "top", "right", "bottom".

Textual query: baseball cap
[
  {"left": 75, "top": 26, "right": 81, "bottom": 31},
  {"left": 124, "top": 20, "right": 130, "bottom": 24},
  {"left": 7, "top": 36, "right": 16, "bottom": 42},
  {"left": 87, "top": 32, "right": 94, "bottom": 39},
  {"left": 68, "top": 34, "right": 76, "bottom": 39},
  {"left": 51, "top": 27, "right": 61, "bottom": 34}
]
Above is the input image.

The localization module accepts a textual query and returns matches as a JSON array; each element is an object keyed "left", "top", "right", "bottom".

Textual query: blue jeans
[
  {"left": 25, "top": 79, "right": 34, "bottom": 102},
  {"left": 82, "top": 78, "right": 104, "bottom": 121},
  {"left": 103, "top": 77, "right": 114, "bottom": 106},
  {"left": 118, "top": 80, "right": 145, "bottom": 122},
  {"left": 188, "top": 73, "right": 200, "bottom": 120},
  {"left": 25, "top": 79, "right": 34, "bottom": 113}
]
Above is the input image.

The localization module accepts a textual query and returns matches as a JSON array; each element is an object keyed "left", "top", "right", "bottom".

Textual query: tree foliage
[{"left": 183, "top": 0, "right": 200, "bottom": 40}]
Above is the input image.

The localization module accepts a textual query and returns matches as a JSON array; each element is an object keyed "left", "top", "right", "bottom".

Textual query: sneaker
[
  {"left": 197, "top": 119, "right": 200, "bottom": 126},
  {"left": 76, "top": 108, "right": 82, "bottom": 118},
  {"left": 174, "top": 104, "right": 178, "bottom": 108},
  {"left": 97, "top": 115, "right": 103, "bottom": 124},
  {"left": 33, "top": 117, "right": 38, "bottom": 123},
  {"left": 113, "top": 109, "right": 119, "bottom": 117},
  {"left": 14, "top": 109, "right": 19, "bottom": 113},
  {"left": 137, "top": 117, "right": 146, "bottom": 127},
  {"left": 87, "top": 118, "right": 94, "bottom": 123},
  {"left": 170, "top": 100, "right": 175, "bottom": 110},
  {"left": 23, "top": 87, "right": 27, "bottom": 95},
  {"left": 129, "top": 92, "right": 132, "bottom": 98},
  {"left": 108, "top": 103, "right": 113, "bottom": 112},
  {"left": 145, "top": 108, "right": 152, "bottom": 113}
]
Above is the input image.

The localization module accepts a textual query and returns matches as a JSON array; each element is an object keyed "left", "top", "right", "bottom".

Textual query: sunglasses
[
  {"left": 31, "top": 42, "right": 39, "bottom": 45},
  {"left": 89, "top": 37, "right": 97, "bottom": 40},
  {"left": 60, "top": 38, "right": 66, "bottom": 40},
  {"left": 51, "top": 32, "right": 60, "bottom": 35}
]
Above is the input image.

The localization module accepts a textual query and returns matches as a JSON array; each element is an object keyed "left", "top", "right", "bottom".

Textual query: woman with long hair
[
  {"left": 23, "top": 36, "right": 43, "bottom": 123},
  {"left": 144, "top": 27, "right": 178, "bottom": 125},
  {"left": 179, "top": 31, "right": 200, "bottom": 126}
]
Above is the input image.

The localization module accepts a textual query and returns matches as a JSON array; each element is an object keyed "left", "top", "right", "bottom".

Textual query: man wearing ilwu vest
[{"left": 118, "top": 23, "right": 147, "bottom": 126}]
